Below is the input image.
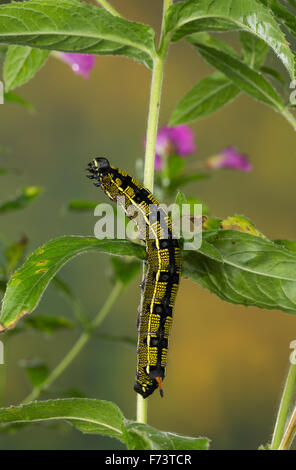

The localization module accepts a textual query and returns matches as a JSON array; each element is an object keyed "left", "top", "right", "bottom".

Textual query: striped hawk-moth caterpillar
[{"left": 87, "top": 157, "right": 181, "bottom": 398}]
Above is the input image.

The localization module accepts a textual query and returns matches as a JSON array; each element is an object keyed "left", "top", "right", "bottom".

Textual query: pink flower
[
  {"left": 60, "top": 53, "right": 96, "bottom": 79},
  {"left": 205, "top": 147, "right": 252, "bottom": 171},
  {"left": 149, "top": 125, "right": 195, "bottom": 170}
]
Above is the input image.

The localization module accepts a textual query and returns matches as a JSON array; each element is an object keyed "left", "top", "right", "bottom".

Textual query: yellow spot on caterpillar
[
  {"left": 164, "top": 317, "right": 173, "bottom": 339},
  {"left": 38, "top": 248, "right": 45, "bottom": 255},
  {"left": 35, "top": 268, "right": 48, "bottom": 274},
  {"left": 148, "top": 314, "right": 160, "bottom": 334},
  {"left": 161, "top": 349, "right": 168, "bottom": 367},
  {"left": 147, "top": 347, "right": 158, "bottom": 366}
]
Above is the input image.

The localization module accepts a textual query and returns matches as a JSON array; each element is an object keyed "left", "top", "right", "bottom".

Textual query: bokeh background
[{"left": 0, "top": 0, "right": 296, "bottom": 450}]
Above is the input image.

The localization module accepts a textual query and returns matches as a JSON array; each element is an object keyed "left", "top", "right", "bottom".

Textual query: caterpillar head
[
  {"left": 134, "top": 372, "right": 164, "bottom": 399},
  {"left": 86, "top": 157, "right": 111, "bottom": 187}
]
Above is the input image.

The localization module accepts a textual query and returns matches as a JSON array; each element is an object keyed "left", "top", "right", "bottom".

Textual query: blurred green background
[{"left": 0, "top": 0, "right": 296, "bottom": 450}]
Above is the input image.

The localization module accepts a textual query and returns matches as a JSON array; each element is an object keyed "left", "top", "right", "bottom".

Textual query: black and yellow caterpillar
[{"left": 87, "top": 158, "right": 181, "bottom": 398}]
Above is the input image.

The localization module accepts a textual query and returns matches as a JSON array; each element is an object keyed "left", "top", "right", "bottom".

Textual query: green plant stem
[
  {"left": 137, "top": 0, "right": 172, "bottom": 425},
  {"left": 279, "top": 404, "right": 296, "bottom": 450},
  {"left": 163, "top": 0, "right": 173, "bottom": 17},
  {"left": 143, "top": 2, "right": 172, "bottom": 191},
  {"left": 0, "top": 344, "right": 7, "bottom": 406},
  {"left": 271, "top": 361, "right": 296, "bottom": 449},
  {"left": 23, "top": 281, "right": 123, "bottom": 404},
  {"left": 95, "top": 0, "right": 121, "bottom": 17},
  {"left": 137, "top": 393, "right": 148, "bottom": 423},
  {"left": 143, "top": 54, "right": 166, "bottom": 191}
]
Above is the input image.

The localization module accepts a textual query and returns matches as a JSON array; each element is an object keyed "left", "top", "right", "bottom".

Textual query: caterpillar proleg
[{"left": 87, "top": 157, "right": 181, "bottom": 398}]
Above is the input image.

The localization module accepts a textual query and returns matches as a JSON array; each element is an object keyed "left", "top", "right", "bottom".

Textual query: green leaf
[
  {"left": 260, "top": 66, "right": 286, "bottom": 84},
  {"left": 185, "top": 31, "right": 241, "bottom": 57},
  {"left": 203, "top": 216, "right": 222, "bottom": 231},
  {"left": 220, "top": 215, "right": 266, "bottom": 238},
  {"left": 4, "top": 45, "right": 49, "bottom": 92},
  {"left": 0, "top": 398, "right": 210, "bottom": 450},
  {"left": 0, "top": 399, "right": 126, "bottom": 441},
  {"left": 274, "top": 239, "right": 296, "bottom": 253},
  {"left": 111, "top": 257, "right": 141, "bottom": 285},
  {"left": 0, "top": 237, "right": 145, "bottom": 331},
  {"left": 125, "top": 421, "right": 210, "bottom": 450},
  {"left": 165, "top": 433, "right": 209, "bottom": 450},
  {"left": 258, "top": 0, "right": 296, "bottom": 40},
  {"left": 197, "top": 240, "right": 223, "bottom": 263},
  {"left": 67, "top": 200, "right": 98, "bottom": 212},
  {"left": 169, "top": 71, "right": 240, "bottom": 126},
  {"left": 183, "top": 230, "right": 296, "bottom": 314},
  {"left": 19, "top": 359, "right": 49, "bottom": 388},
  {"left": 175, "top": 191, "right": 188, "bottom": 207},
  {"left": 4, "top": 91, "right": 35, "bottom": 112},
  {"left": 167, "top": 4, "right": 239, "bottom": 39},
  {"left": 188, "top": 34, "right": 287, "bottom": 114},
  {"left": 239, "top": 31, "right": 269, "bottom": 68},
  {"left": 0, "top": 186, "right": 43, "bottom": 213},
  {"left": 0, "top": 0, "right": 156, "bottom": 69},
  {"left": 166, "top": 0, "right": 294, "bottom": 79}
]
